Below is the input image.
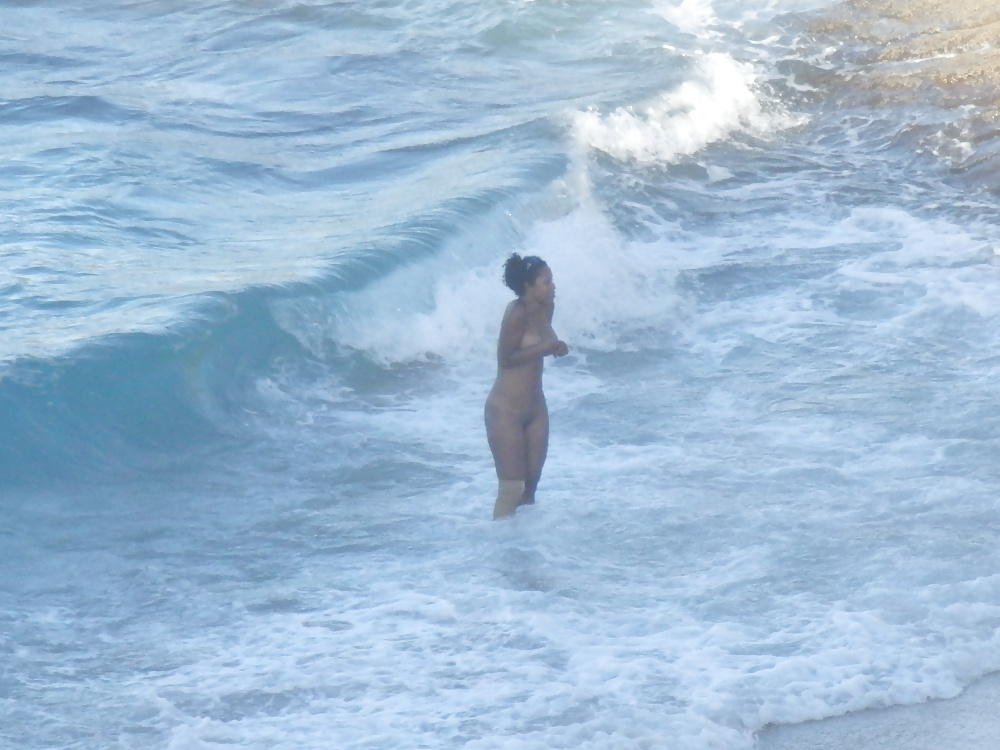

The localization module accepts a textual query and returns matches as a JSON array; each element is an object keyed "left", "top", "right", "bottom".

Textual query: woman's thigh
[
  {"left": 485, "top": 402, "right": 528, "bottom": 480},
  {"left": 523, "top": 407, "right": 549, "bottom": 480}
]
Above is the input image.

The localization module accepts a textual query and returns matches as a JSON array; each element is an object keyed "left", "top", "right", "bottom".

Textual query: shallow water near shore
[
  {"left": 758, "top": 672, "right": 1000, "bottom": 749},
  {"left": 4, "top": 1, "right": 1000, "bottom": 748}
]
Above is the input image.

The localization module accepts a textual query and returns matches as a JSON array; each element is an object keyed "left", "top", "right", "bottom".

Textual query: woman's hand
[{"left": 549, "top": 340, "right": 569, "bottom": 357}]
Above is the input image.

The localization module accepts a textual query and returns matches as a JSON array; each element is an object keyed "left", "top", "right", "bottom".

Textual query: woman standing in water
[{"left": 485, "top": 254, "right": 569, "bottom": 519}]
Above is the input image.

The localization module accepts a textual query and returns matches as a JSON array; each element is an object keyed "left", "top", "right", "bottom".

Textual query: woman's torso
[{"left": 487, "top": 301, "right": 556, "bottom": 410}]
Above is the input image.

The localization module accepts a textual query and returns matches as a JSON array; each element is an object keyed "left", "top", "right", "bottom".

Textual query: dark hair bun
[{"left": 503, "top": 253, "right": 547, "bottom": 297}]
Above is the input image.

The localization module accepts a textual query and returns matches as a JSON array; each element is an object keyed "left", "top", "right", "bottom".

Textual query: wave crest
[{"left": 570, "top": 53, "right": 792, "bottom": 165}]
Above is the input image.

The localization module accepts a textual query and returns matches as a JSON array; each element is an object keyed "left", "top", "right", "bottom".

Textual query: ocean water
[{"left": 4, "top": 1, "right": 1000, "bottom": 748}]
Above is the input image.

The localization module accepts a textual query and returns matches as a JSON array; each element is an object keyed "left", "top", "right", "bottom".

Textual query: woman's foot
[{"left": 493, "top": 480, "right": 526, "bottom": 519}]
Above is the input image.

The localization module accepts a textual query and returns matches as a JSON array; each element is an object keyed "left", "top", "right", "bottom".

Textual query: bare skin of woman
[{"left": 484, "top": 254, "right": 569, "bottom": 519}]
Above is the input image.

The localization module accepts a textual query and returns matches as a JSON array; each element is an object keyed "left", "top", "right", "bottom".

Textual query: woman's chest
[{"left": 520, "top": 318, "right": 555, "bottom": 348}]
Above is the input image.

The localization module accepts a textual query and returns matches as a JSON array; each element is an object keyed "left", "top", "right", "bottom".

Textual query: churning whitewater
[{"left": 4, "top": 1, "right": 1000, "bottom": 749}]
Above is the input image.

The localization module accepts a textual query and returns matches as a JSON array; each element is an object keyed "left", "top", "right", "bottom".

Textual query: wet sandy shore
[{"left": 756, "top": 672, "right": 1000, "bottom": 750}]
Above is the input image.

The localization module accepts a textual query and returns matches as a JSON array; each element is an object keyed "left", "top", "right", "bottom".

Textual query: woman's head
[{"left": 503, "top": 253, "right": 549, "bottom": 297}]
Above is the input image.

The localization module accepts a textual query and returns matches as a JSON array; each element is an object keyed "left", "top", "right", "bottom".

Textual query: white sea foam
[
  {"left": 127, "top": 479, "right": 1000, "bottom": 749},
  {"left": 570, "top": 53, "right": 797, "bottom": 165},
  {"left": 319, "top": 195, "right": 694, "bottom": 364},
  {"left": 654, "top": 0, "right": 719, "bottom": 36}
]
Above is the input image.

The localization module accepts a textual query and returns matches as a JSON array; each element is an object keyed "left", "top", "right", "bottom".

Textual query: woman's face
[{"left": 525, "top": 266, "right": 555, "bottom": 303}]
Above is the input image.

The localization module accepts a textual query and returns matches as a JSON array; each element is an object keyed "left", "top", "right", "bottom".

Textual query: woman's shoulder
[{"left": 502, "top": 298, "right": 527, "bottom": 322}]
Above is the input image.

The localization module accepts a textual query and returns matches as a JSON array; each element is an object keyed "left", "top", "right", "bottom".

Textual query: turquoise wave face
[{"left": 0, "top": 292, "right": 285, "bottom": 487}]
